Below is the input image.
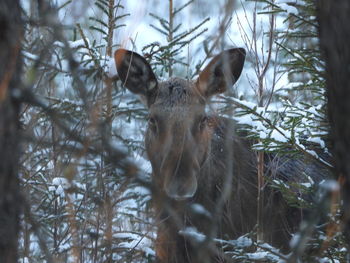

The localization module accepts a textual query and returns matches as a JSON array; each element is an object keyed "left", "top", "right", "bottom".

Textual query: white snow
[
  {"left": 270, "top": 129, "right": 289, "bottom": 143},
  {"left": 190, "top": 203, "right": 212, "bottom": 217},
  {"left": 320, "top": 258, "right": 340, "bottom": 263},
  {"left": 179, "top": 227, "right": 206, "bottom": 243},
  {"left": 234, "top": 236, "right": 253, "bottom": 247},
  {"left": 55, "top": 185, "right": 65, "bottom": 197},
  {"left": 319, "top": 180, "right": 340, "bottom": 192},
  {"left": 307, "top": 136, "right": 326, "bottom": 149},
  {"left": 123, "top": 186, "right": 150, "bottom": 197},
  {"left": 69, "top": 39, "right": 86, "bottom": 49},
  {"left": 19, "top": 0, "right": 339, "bottom": 261},
  {"left": 106, "top": 56, "right": 118, "bottom": 77},
  {"left": 22, "top": 51, "right": 38, "bottom": 60},
  {"left": 246, "top": 251, "right": 269, "bottom": 260},
  {"left": 289, "top": 233, "right": 301, "bottom": 249},
  {"left": 54, "top": 39, "right": 87, "bottom": 49},
  {"left": 300, "top": 182, "right": 312, "bottom": 188},
  {"left": 116, "top": 233, "right": 155, "bottom": 256},
  {"left": 278, "top": 3, "right": 299, "bottom": 15},
  {"left": 52, "top": 177, "right": 71, "bottom": 189}
]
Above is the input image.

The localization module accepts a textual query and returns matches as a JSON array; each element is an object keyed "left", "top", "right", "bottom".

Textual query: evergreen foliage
[
  {"left": 144, "top": 0, "right": 209, "bottom": 78},
  {"left": 17, "top": 0, "right": 345, "bottom": 262},
  {"left": 222, "top": 0, "right": 342, "bottom": 261}
]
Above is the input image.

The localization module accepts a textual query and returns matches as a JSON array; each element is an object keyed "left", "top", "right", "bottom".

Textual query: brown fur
[{"left": 114, "top": 49, "right": 322, "bottom": 262}]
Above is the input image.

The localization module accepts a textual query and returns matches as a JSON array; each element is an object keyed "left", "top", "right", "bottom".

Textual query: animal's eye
[
  {"left": 199, "top": 116, "right": 208, "bottom": 131},
  {"left": 148, "top": 117, "right": 158, "bottom": 132}
]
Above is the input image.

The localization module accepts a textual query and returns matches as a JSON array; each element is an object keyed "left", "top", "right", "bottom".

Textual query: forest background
[{"left": 1, "top": 0, "right": 349, "bottom": 262}]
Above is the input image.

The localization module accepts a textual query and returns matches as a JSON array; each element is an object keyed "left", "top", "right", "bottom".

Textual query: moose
[{"left": 114, "top": 48, "right": 327, "bottom": 262}]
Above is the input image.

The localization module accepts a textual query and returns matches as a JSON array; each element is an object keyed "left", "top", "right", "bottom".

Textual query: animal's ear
[
  {"left": 196, "top": 48, "right": 246, "bottom": 98},
  {"left": 114, "top": 49, "right": 158, "bottom": 106}
]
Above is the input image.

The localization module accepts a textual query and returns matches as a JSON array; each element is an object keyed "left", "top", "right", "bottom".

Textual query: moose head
[{"left": 114, "top": 48, "right": 245, "bottom": 200}]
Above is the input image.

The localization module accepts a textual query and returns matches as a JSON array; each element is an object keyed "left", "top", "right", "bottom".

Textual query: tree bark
[
  {"left": 315, "top": 0, "right": 350, "bottom": 246},
  {"left": 0, "top": 1, "right": 23, "bottom": 262}
]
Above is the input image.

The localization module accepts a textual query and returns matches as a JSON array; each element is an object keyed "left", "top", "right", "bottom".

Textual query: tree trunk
[
  {"left": 315, "top": 0, "right": 350, "bottom": 247},
  {"left": 0, "top": 1, "right": 23, "bottom": 262}
]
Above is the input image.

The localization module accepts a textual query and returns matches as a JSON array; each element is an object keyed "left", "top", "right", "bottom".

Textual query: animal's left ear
[{"left": 196, "top": 48, "right": 246, "bottom": 98}]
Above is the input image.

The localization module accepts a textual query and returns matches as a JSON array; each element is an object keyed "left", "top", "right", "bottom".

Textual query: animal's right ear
[{"left": 114, "top": 49, "right": 158, "bottom": 106}]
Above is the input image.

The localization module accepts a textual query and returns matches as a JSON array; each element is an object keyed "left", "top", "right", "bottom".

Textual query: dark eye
[
  {"left": 148, "top": 116, "right": 158, "bottom": 132},
  {"left": 199, "top": 116, "right": 208, "bottom": 131}
]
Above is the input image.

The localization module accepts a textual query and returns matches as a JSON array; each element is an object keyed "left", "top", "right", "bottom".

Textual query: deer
[{"left": 114, "top": 48, "right": 327, "bottom": 263}]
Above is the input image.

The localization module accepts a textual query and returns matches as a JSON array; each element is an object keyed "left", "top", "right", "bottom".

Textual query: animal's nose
[
  {"left": 163, "top": 168, "right": 198, "bottom": 200},
  {"left": 160, "top": 131, "right": 200, "bottom": 200}
]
